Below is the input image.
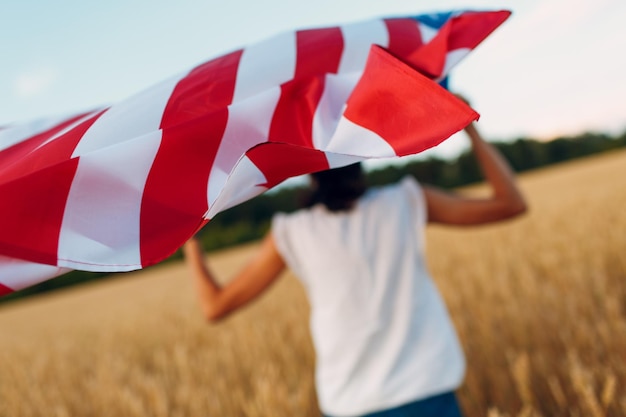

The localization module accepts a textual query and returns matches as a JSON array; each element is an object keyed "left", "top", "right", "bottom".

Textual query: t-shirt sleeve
[
  {"left": 271, "top": 213, "right": 289, "bottom": 258},
  {"left": 399, "top": 176, "right": 427, "bottom": 228},
  {"left": 271, "top": 212, "right": 299, "bottom": 275}
]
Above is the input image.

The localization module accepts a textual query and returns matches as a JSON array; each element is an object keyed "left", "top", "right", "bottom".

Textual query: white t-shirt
[{"left": 271, "top": 176, "right": 465, "bottom": 417}]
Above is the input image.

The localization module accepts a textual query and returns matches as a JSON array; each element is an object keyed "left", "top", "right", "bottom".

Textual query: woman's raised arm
[
  {"left": 423, "top": 121, "right": 527, "bottom": 225},
  {"left": 183, "top": 233, "right": 286, "bottom": 322}
]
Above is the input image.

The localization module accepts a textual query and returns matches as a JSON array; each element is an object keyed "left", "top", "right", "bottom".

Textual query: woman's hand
[
  {"left": 183, "top": 234, "right": 286, "bottom": 322},
  {"left": 424, "top": 119, "right": 527, "bottom": 225}
]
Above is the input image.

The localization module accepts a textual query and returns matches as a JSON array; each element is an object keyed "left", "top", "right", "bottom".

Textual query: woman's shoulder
[
  {"left": 398, "top": 175, "right": 422, "bottom": 191},
  {"left": 358, "top": 176, "right": 425, "bottom": 218},
  {"left": 366, "top": 176, "right": 422, "bottom": 199},
  {"left": 273, "top": 176, "right": 422, "bottom": 221},
  {"left": 272, "top": 205, "right": 321, "bottom": 226}
]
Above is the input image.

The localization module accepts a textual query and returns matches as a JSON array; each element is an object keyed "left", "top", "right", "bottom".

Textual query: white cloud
[{"left": 14, "top": 68, "right": 58, "bottom": 99}]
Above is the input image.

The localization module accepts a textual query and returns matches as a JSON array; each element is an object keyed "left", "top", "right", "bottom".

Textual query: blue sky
[{"left": 1, "top": 0, "right": 625, "bottom": 160}]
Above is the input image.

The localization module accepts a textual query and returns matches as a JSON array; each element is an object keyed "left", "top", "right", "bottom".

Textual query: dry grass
[{"left": 1, "top": 149, "right": 625, "bottom": 417}]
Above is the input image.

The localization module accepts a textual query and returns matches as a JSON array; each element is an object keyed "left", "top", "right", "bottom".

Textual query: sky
[{"left": 1, "top": 0, "right": 625, "bottom": 161}]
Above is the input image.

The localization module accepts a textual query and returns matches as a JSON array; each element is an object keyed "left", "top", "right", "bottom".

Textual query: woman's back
[
  {"left": 183, "top": 120, "right": 526, "bottom": 417},
  {"left": 272, "top": 177, "right": 465, "bottom": 416}
]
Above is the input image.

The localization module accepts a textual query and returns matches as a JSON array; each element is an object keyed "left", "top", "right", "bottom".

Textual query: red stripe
[
  {"left": 387, "top": 12, "right": 511, "bottom": 79},
  {"left": 0, "top": 112, "right": 105, "bottom": 265},
  {"left": 292, "top": 27, "right": 345, "bottom": 80},
  {"left": 386, "top": 17, "right": 451, "bottom": 79},
  {"left": 0, "top": 112, "right": 93, "bottom": 178},
  {"left": 268, "top": 27, "right": 344, "bottom": 150},
  {"left": 247, "top": 143, "right": 329, "bottom": 189},
  {"left": 343, "top": 46, "right": 478, "bottom": 156},
  {"left": 447, "top": 11, "right": 511, "bottom": 50},
  {"left": 139, "top": 50, "right": 243, "bottom": 267},
  {"left": 0, "top": 282, "right": 14, "bottom": 297},
  {"left": 384, "top": 18, "right": 424, "bottom": 64},
  {"left": 0, "top": 158, "right": 80, "bottom": 265},
  {"left": 0, "top": 110, "right": 105, "bottom": 183}
]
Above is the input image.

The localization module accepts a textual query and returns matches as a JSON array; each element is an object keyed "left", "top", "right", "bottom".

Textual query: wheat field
[{"left": 0, "top": 149, "right": 625, "bottom": 417}]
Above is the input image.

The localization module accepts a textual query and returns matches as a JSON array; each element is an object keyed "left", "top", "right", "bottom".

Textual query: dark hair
[{"left": 304, "top": 163, "right": 367, "bottom": 212}]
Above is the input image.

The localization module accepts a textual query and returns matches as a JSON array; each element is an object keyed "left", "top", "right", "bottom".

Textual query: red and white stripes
[{"left": 0, "top": 10, "right": 510, "bottom": 295}]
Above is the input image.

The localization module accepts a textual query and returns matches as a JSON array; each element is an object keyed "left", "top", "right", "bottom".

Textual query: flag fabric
[{"left": 0, "top": 9, "right": 510, "bottom": 296}]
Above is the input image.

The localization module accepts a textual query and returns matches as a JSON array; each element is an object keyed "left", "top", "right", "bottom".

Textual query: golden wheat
[{"left": 0, "top": 149, "right": 625, "bottom": 417}]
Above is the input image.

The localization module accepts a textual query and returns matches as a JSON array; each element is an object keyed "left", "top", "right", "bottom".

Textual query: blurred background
[{"left": 1, "top": 1, "right": 625, "bottom": 416}]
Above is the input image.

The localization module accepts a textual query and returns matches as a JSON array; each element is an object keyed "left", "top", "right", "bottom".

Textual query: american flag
[{"left": 0, "top": 10, "right": 510, "bottom": 296}]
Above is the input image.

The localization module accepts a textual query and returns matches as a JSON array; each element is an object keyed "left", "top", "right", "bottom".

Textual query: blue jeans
[{"left": 323, "top": 392, "right": 464, "bottom": 417}]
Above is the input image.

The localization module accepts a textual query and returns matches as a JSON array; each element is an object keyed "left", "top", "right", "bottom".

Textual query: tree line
[{"left": 2, "top": 130, "right": 624, "bottom": 303}]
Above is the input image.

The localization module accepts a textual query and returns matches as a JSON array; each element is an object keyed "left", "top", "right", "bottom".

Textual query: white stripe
[
  {"left": 57, "top": 74, "right": 185, "bottom": 271},
  {"left": 441, "top": 48, "right": 471, "bottom": 77},
  {"left": 71, "top": 74, "right": 184, "bottom": 157},
  {"left": 207, "top": 87, "right": 282, "bottom": 209},
  {"left": 313, "top": 20, "right": 388, "bottom": 150},
  {"left": 324, "top": 116, "right": 396, "bottom": 158},
  {"left": 232, "top": 32, "right": 297, "bottom": 103},
  {"left": 325, "top": 153, "right": 366, "bottom": 170},
  {"left": 36, "top": 111, "right": 104, "bottom": 150},
  {"left": 207, "top": 155, "right": 268, "bottom": 219},
  {"left": 0, "top": 256, "right": 70, "bottom": 291},
  {"left": 206, "top": 34, "right": 297, "bottom": 211},
  {"left": 57, "top": 131, "right": 162, "bottom": 271},
  {"left": 0, "top": 115, "right": 68, "bottom": 152},
  {"left": 312, "top": 73, "right": 359, "bottom": 150},
  {"left": 418, "top": 22, "right": 439, "bottom": 44},
  {"left": 338, "top": 19, "right": 389, "bottom": 74}
]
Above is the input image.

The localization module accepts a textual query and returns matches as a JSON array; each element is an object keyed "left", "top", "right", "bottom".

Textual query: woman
[{"left": 183, "top": 118, "right": 527, "bottom": 417}]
